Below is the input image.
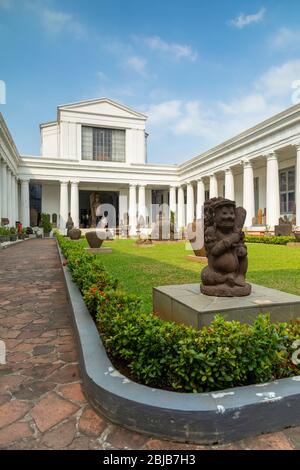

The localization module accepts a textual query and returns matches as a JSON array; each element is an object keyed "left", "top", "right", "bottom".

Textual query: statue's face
[
  {"left": 214, "top": 205, "right": 235, "bottom": 228},
  {"left": 95, "top": 194, "right": 100, "bottom": 203}
]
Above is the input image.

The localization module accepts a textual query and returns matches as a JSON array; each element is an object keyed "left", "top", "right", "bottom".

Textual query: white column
[
  {"left": 11, "top": 174, "right": 16, "bottom": 227},
  {"left": 59, "top": 180, "right": 69, "bottom": 231},
  {"left": 186, "top": 182, "right": 195, "bottom": 225},
  {"left": 266, "top": 152, "right": 280, "bottom": 229},
  {"left": 1, "top": 160, "right": 7, "bottom": 219},
  {"left": 243, "top": 159, "right": 255, "bottom": 228},
  {"left": 20, "top": 178, "right": 30, "bottom": 227},
  {"left": 296, "top": 144, "right": 300, "bottom": 227},
  {"left": 0, "top": 159, "right": 3, "bottom": 222},
  {"left": 15, "top": 178, "right": 19, "bottom": 222},
  {"left": 7, "top": 169, "right": 12, "bottom": 225},
  {"left": 70, "top": 179, "right": 79, "bottom": 228},
  {"left": 138, "top": 184, "right": 146, "bottom": 225},
  {"left": 169, "top": 186, "right": 176, "bottom": 217},
  {"left": 129, "top": 183, "right": 137, "bottom": 236},
  {"left": 225, "top": 168, "right": 235, "bottom": 200},
  {"left": 196, "top": 178, "right": 205, "bottom": 219},
  {"left": 177, "top": 185, "right": 185, "bottom": 228},
  {"left": 209, "top": 174, "right": 218, "bottom": 198}
]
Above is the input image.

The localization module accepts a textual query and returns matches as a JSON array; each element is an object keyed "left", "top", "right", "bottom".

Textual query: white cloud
[
  {"left": 144, "top": 36, "right": 197, "bottom": 62},
  {"left": 145, "top": 59, "right": 300, "bottom": 156},
  {"left": 257, "top": 59, "right": 300, "bottom": 97},
  {"left": 271, "top": 27, "right": 300, "bottom": 49},
  {"left": 230, "top": 7, "right": 266, "bottom": 29},
  {"left": 42, "top": 8, "right": 84, "bottom": 36},
  {"left": 127, "top": 56, "right": 147, "bottom": 75}
]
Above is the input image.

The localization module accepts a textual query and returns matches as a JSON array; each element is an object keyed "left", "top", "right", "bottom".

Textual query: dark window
[
  {"left": 82, "top": 126, "right": 125, "bottom": 162},
  {"left": 279, "top": 167, "right": 295, "bottom": 215}
]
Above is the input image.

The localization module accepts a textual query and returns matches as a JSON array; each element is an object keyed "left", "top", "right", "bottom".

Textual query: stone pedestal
[{"left": 153, "top": 283, "right": 300, "bottom": 329}]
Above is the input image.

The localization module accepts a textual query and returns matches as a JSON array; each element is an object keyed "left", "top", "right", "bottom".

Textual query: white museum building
[{"left": 1, "top": 97, "right": 300, "bottom": 235}]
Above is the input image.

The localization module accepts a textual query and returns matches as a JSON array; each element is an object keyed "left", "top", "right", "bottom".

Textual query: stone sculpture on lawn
[{"left": 200, "top": 197, "right": 251, "bottom": 297}]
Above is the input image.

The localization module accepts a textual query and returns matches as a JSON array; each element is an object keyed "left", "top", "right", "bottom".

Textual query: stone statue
[
  {"left": 200, "top": 197, "right": 251, "bottom": 297},
  {"left": 90, "top": 193, "right": 101, "bottom": 227},
  {"left": 66, "top": 213, "right": 74, "bottom": 236}
]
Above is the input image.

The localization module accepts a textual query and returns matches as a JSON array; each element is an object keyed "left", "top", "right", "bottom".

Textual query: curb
[{"left": 57, "top": 242, "right": 300, "bottom": 444}]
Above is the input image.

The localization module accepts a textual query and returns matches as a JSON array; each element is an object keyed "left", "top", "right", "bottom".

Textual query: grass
[{"left": 80, "top": 239, "right": 300, "bottom": 313}]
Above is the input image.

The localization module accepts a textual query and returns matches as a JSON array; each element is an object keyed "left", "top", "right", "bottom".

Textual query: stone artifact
[
  {"left": 85, "top": 231, "right": 104, "bottom": 248},
  {"left": 66, "top": 213, "right": 74, "bottom": 236},
  {"left": 90, "top": 193, "right": 101, "bottom": 227},
  {"left": 257, "top": 208, "right": 263, "bottom": 225},
  {"left": 275, "top": 216, "right": 293, "bottom": 236},
  {"left": 200, "top": 197, "right": 251, "bottom": 297},
  {"left": 151, "top": 212, "right": 175, "bottom": 240},
  {"left": 68, "top": 228, "right": 82, "bottom": 240}
]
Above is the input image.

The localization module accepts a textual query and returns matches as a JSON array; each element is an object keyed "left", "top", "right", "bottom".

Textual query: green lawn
[{"left": 85, "top": 239, "right": 300, "bottom": 313}]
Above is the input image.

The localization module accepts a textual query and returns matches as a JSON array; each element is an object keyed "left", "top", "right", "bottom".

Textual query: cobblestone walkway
[{"left": 0, "top": 239, "right": 299, "bottom": 450}]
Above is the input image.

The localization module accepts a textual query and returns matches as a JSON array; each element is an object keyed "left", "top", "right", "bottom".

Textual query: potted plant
[
  {"left": 0, "top": 226, "right": 10, "bottom": 243},
  {"left": 41, "top": 213, "right": 53, "bottom": 237},
  {"left": 9, "top": 227, "right": 17, "bottom": 242}
]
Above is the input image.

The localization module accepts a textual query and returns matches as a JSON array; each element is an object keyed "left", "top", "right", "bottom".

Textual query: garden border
[{"left": 57, "top": 242, "right": 300, "bottom": 444}]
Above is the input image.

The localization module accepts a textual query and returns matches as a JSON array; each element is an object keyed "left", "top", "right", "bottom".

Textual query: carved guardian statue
[{"left": 200, "top": 197, "right": 251, "bottom": 297}]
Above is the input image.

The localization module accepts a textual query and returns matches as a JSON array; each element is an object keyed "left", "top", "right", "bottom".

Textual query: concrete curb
[{"left": 57, "top": 242, "right": 300, "bottom": 444}]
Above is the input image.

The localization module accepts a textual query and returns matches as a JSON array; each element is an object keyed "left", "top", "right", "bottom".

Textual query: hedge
[
  {"left": 245, "top": 235, "right": 295, "bottom": 245},
  {"left": 56, "top": 233, "right": 300, "bottom": 393}
]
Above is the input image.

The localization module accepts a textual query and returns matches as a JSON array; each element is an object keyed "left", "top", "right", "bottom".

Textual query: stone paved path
[{"left": 0, "top": 239, "right": 299, "bottom": 450}]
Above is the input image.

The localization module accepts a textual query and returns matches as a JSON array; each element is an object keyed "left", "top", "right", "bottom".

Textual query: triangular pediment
[{"left": 58, "top": 98, "right": 147, "bottom": 120}]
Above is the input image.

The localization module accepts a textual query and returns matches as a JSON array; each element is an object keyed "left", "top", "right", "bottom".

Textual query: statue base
[
  {"left": 153, "top": 283, "right": 300, "bottom": 329},
  {"left": 200, "top": 283, "right": 251, "bottom": 297}
]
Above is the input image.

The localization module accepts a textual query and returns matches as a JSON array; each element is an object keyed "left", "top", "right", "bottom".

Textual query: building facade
[{"left": 1, "top": 97, "right": 300, "bottom": 234}]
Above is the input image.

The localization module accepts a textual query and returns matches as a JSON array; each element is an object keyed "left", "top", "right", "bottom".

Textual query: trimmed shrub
[
  {"left": 245, "top": 235, "right": 295, "bottom": 245},
  {"left": 56, "top": 233, "right": 300, "bottom": 393}
]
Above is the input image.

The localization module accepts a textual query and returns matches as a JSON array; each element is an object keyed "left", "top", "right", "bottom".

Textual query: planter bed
[{"left": 57, "top": 241, "right": 300, "bottom": 444}]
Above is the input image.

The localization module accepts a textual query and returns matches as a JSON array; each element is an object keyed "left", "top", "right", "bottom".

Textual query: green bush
[
  {"left": 56, "top": 233, "right": 300, "bottom": 392},
  {"left": 41, "top": 213, "right": 52, "bottom": 234},
  {"left": 245, "top": 235, "right": 295, "bottom": 245}
]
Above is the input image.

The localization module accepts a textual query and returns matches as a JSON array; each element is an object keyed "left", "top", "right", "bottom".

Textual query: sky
[{"left": 1, "top": 0, "right": 300, "bottom": 164}]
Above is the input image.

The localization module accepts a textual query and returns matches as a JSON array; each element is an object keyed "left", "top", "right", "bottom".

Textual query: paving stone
[
  {"left": 78, "top": 407, "right": 107, "bottom": 437},
  {"left": 32, "top": 345, "right": 55, "bottom": 356},
  {"left": 31, "top": 392, "right": 79, "bottom": 432},
  {"left": 13, "top": 380, "right": 56, "bottom": 400},
  {"left": 0, "top": 400, "right": 31, "bottom": 429},
  {"left": 107, "top": 425, "right": 148, "bottom": 449},
  {"left": 0, "top": 421, "right": 33, "bottom": 447},
  {"left": 58, "top": 383, "right": 86, "bottom": 404},
  {"left": 283, "top": 426, "right": 300, "bottom": 450},
  {"left": 42, "top": 419, "right": 76, "bottom": 449},
  {"left": 48, "top": 364, "right": 80, "bottom": 384}
]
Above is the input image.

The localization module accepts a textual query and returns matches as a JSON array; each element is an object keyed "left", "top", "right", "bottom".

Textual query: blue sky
[{"left": 1, "top": 0, "right": 300, "bottom": 163}]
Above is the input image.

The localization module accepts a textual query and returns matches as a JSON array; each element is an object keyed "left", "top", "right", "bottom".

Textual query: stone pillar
[
  {"left": 20, "top": 178, "right": 30, "bottom": 227},
  {"left": 296, "top": 144, "right": 300, "bottom": 227},
  {"left": 59, "top": 180, "right": 69, "bottom": 231},
  {"left": 0, "top": 160, "right": 6, "bottom": 220},
  {"left": 11, "top": 173, "right": 16, "bottom": 227},
  {"left": 169, "top": 185, "right": 176, "bottom": 218},
  {"left": 225, "top": 168, "right": 235, "bottom": 200},
  {"left": 266, "top": 152, "right": 280, "bottom": 229},
  {"left": 129, "top": 183, "right": 137, "bottom": 236},
  {"left": 209, "top": 174, "right": 218, "bottom": 198},
  {"left": 186, "top": 182, "right": 194, "bottom": 225},
  {"left": 243, "top": 159, "right": 255, "bottom": 228},
  {"left": 138, "top": 184, "right": 146, "bottom": 226},
  {"left": 15, "top": 178, "right": 19, "bottom": 222},
  {"left": 7, "top": 167, "right": 13, "bottom": 226},
  {"left": 70, "top": 179, "right": 79, "bottom": 228},
  {"left": 196, "top": 178, "right": 205, "bottom": 219},
  {"left": 177, "top": 185, "right": 185, "bottom": 228},
  {"left": 0, "top": 159, "right": 2, "bottom": 223}
]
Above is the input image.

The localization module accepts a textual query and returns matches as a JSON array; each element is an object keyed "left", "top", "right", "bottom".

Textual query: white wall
[
  {"left": 41, "top": 184, "right": 60, "bottom": 221},
  {"left": 41, "top": 124, "right": 58, "bottom": 158}
]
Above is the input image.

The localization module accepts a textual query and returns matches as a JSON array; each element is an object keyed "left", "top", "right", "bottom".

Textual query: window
[
  {"left": 279, "top": 167, "right": 295, "bottom": 215},
  {"left": 82, "top": 126, "right": 125, "bottom": 162}
]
